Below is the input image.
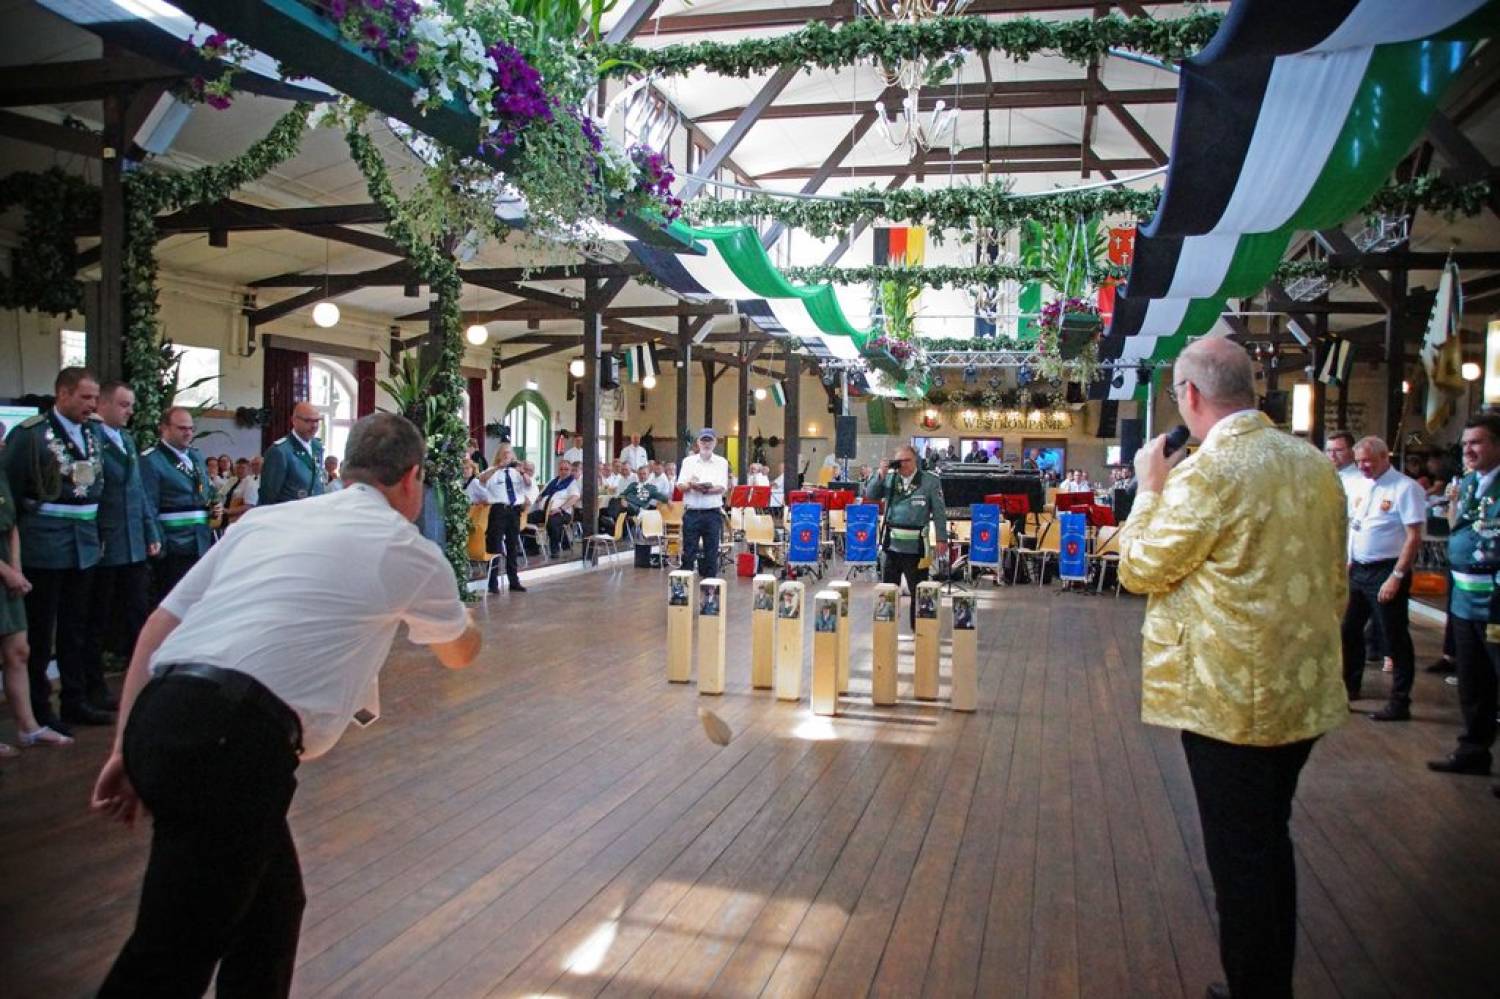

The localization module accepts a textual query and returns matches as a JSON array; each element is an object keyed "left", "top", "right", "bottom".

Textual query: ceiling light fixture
[
  {"left": 465, "top": 323, "right": 489, "bottom": 346},
  {"left": 312, "top": 239, "right": 339, "bottom": 328},
  {"left": 569, "top": 358, "right": 586, "bottom": 378}
]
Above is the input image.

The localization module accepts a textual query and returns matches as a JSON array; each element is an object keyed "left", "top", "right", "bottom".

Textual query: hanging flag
[
  {"left": 873, "top": 226, "right": 926, "bottom": 266},
  {"left": 1317, "top": 337, "right": 1353, "bottom": 387},
  {"left": 1097, "top": 226, "right": 1136, "bottom": 321},
  {"left": 1420, "top": 261, "right": 1465, "bottom": 432},
  {"left": 624, "top": 343, "right": 659, "bottom": 383},
  {"left": 1018, "top": 221, "right": 1042, "bottom": 341},
  {"left": 770, "top": 382, "right": 786, "bottom": 407}
]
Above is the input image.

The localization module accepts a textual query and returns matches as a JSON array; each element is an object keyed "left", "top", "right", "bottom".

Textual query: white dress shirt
[
  {"left": 472, "top": 465, "right": 528, "bottom": 507},
  {"left": 677, "top": 451, "right": 731, "bottom": 510},
  {"left": 52, "top": 409, "right": 88, "bottom": 452},
  {"left": 748, "top": 472, "right": 771, "bottom": 488},
  {"left": 154, "top": 484, "right": 468, "bottom": 759},
  {"left": 770, "top": 474, "right": 785, "bottom": 508},
  {"left": 620, "top": 444, "right": 649, "bottom": 470},
  {"left": 238, "top": 474, "right": 259, "bottom": 507},
  {"left": 562, "top": 446, "right": 584, "bottom": 465},
  {"left": 1348, "top": 466, "right": 1426, "bottom": 564},
  {"left": 648, "top": 473, "right": 673, "bottom": 498}
]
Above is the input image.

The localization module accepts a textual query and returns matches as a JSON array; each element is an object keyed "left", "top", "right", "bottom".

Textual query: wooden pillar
[
  {"left": 581, "top": 278, "right": 602, "bottom": 526},
  {"left": 871, "top": 582, "right": 899, "bottom": 706},
  {"left": 914, "top": 581, "right": 942, "bottom": 700},
  {"left": 811, "top": 590, "right": 840, "bottom": 715},
  {"left": 666, "top": 569, "right": 693, "bottom": 683},
  {"left": 774, "top": 580, "right": 805, "bottom": 701},
  {"left": 94, "top": 91, "right": 127, "bottom": 382},
  {"left": 676, "top": 316, "right": 691, "bottom": 459},
  {"left": 737, "top": 332, "right": 751, "bottom": 482},
  {"left": 783, "top": 351, "right": 802, "bottom": 490},
  {"left": 1385, "top": 268, "right": 1407, "bottom": 444},
  {"left": 751, "top": 574, "right": 776, "bottom": 689},
  {"left": 1310, "top": 312, "right": 1328, "bottom": 449},
  {"left": 829, "top": 580, "right": 852, "bottom": 694},
  {"left": 702, "top": 359, "right": 716, "bottom": 431},
  {"left": 697, "top": 577, "right": 725, "bottom": 695},
  {"left": 951, "top": 594, "right": 977, "bottom": 712}
]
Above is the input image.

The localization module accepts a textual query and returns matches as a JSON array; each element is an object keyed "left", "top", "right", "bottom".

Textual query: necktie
[{"left": 504, "top": 468, "right": 517, "bottom": 505}]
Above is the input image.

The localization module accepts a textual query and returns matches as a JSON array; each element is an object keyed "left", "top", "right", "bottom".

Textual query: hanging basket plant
[{"left": 1035, "top": 296, "right": 1103, "bottom": 384}]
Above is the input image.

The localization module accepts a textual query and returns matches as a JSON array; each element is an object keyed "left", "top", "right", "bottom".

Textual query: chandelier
[{"left": 862, "top": 0, "right": 972, "bottom": 155}]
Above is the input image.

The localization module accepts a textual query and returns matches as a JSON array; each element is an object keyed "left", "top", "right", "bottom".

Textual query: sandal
[
  {"left": 18, "top": 726, "right": 74, "bottom": 747},
  {"left": 0, "top": 742, "right": 16, "bottom": 758}
]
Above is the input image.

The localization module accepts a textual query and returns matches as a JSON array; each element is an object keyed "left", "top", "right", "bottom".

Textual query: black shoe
[
  {"left": 488, "top": 582, "right": 502, "bottom": 594},
  {"left": 1427, "top": 753, "right": 1493, "bottom": 775},
  {"left": 1369, "top": 703, "right": 1411, "bottom": 721},
  {"left": 509, "top": 582, "right": 526, "bottom": 592},
  {"left": 1424, "top": 657, "right": 1456, "bottom": 674},
  {"left": 1205, "top": 983, "right": 1230, "bottom": 999},
  {"left": 60, "top": 704, "right": 115, "bottom": 726}
]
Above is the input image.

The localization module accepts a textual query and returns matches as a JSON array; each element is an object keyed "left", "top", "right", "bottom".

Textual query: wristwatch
[{"left": 1390, "top": 569, "right": 1406, "bottom": 579}]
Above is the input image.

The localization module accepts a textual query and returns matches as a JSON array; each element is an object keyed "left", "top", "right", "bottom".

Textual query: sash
[
  {"left": 38, "top": 502, "right": 98, "bottom": 520},
  {"left": 158, "top": 509, "right": 210, "bottom": 527}
]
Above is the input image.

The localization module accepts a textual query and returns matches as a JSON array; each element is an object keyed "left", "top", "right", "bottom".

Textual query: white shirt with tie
[{"left": 473, "top": 465, "right": 528, "bottom": 508}]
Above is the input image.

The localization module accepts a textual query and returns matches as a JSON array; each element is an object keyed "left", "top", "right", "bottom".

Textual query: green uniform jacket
[
  {"left": 619, "top": 481, "right": 669, "bottom": 515},
  {"left": 1447, "top": 469, "right": 1500, "bottom": 621},
  {"left": 864, "top": 469, "right": 947, "bottom": 555},
  {"left": 96, "top": 425, "right": 160, "bottom": 566},
  {"left": 259, "top": 434, "right": 325, "bottom": 506},
  {"left": 1, "top": 411, "right": 105, "bottom": 570},
  {"left": 140, "top": 444, "right": 215, "bottom": 558}
]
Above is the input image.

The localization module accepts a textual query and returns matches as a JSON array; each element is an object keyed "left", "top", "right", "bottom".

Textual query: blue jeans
[{"left": 681, "top": 507, "right": 722, "bottom": 578}]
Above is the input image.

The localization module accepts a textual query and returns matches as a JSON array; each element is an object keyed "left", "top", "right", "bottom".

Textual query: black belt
[
  {"left": 1351, "top": 557, "right": 1399, "bottom": 568},
  {"left": 157, "top": 662, "right": 303, "bottom": 754}
]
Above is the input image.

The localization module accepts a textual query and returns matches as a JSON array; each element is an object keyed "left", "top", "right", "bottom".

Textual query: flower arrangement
[
  {"left": 182, "top": 28, "right": 258, "bottom": 109},
  {"left": 1035, "top": 296, "right": 1103, "bottom": 384},
  {"left": 867, "top": 335, "right": 919, "bottom": 362}
]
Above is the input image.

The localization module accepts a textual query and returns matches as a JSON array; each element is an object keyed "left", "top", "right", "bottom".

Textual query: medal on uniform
[{"left": 72, "top": 462, "right": 95, "bottom": 486}]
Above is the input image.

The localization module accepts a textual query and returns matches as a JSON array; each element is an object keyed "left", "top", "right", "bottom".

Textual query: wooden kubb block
[
  {"left": 811, "top": 590, "right": 840, "bottom": 716},
  {"left": 871, "top": 582, "right": 899, "bottom": 706},
  {"left": 914, "top": 581, "right": 942, "bottom": 701},
  {"left": 950, "top": 592, "right": 978, "bottom": 712},
  {"left": 750, "top": 573, "right": 777, "bottom": 690},
  {"left": 697, "top": 578, "right": 726, "bottom": 695},
  {"left": 829, "top": 580, "right": 852, "bottom": 694},
  {"left": 666, "top": 570, "right": 694, "bottom": 684},
  {"left": 774, "top": 580, "right": 805, "bottom": 702}
]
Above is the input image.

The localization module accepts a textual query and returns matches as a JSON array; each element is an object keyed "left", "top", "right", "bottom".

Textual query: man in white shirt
[
  {"left": 472, "top": 444, "right": 530, "bottom": 593},
  {"left": 747, "top": 463, "right": 771, "bottom": 489},
  {"left": 620, "top": 434, "right": 649, "bottom": 471},
  {"left": 770, "top": 464, "right": 785, "bottom": 510},
  {"left": 1341, "top": 435, "right": 1426, "bottom": 720},
  {"left": 676, "top": 428, "right": 731, "bottom": 578},
  {"left": 90, "top": 412, "right": 480, "bottom": 998},
  {"left": 1325, "top": 430, "right": 1364, "bottom": 499},
  {"left": 562, "top": 433, "right": 585, "bottom": 467},
  {"left": 647, "top": 460, "right": 672, "bottom": 500},
  {"left": 530, "top": 460, "right": 583, "bottom": 556}
]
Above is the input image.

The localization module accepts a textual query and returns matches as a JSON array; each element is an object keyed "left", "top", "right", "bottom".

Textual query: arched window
[
  {"left": 503, "top": 388, "right": 552, "bottom": 481},
  {"left": 308, "top": 357, "right": 358, "bottom": 459}
]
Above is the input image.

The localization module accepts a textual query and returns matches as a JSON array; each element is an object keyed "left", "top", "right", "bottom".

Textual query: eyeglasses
[{"left": 1166, "top": 379, "right": 1191, "bottom": 404}]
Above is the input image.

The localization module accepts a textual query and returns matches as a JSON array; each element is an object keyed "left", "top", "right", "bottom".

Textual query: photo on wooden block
[
  {"left": 874, "top": 590, "right": 897, "bottom": 622},
  {"left": 668, "top": 577, "right": 688, "bottom": 606},
  {"left": 916, "top": 590, "right": 938, "bottom": 619},
  {"left": 778, "top": 588, "right": 801, "bottom": 619},
  {"left": 754, "top": 579, "right": 775, "bottom": 611},
  {"left": 699, "top": 583, "right": 720, "bottom": 617},
  {"left": 952, "top": 594, "right": 975, "bottom": 630},
  {"left": 815, "top": 602, "right": 838, "bottom": 633}
]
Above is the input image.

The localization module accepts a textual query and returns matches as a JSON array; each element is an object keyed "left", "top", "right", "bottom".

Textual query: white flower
[
  {"left": 436, "top": 81, "right": 453, "bottom": 103},
  {"left": 412, "top": 87, "right": 430, "bottom": 107}
]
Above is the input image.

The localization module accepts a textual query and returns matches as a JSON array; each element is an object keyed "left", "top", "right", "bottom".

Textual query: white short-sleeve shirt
[
  {"left": 677, "top": 451, "right": 731, "bottom": 510},
  {"left": 620, "top": 444, "right": 649, "bottom": 470},
  {"left": 1347, "top": 466, "right": 1426, "bottom": 563},
  {"left": 153, "top": 484, "right": 468, "bottom": 759}
]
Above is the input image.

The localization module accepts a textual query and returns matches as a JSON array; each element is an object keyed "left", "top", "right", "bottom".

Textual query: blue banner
[
  {"left": 1059, "top": 511, "right": 1088, "bottom": 581},
  {"left": 844, "top": 503, "right": 879, "bottom": 564},
  {"left": 787, "top": 502, "right": 822, "bottom": 565},
  {"left": 969, "top": 503, "right": 1000, "bottom": 566}
]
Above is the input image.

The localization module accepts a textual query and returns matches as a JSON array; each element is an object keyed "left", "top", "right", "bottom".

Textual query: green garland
[
  {"left": 0, "top": 169, "right": 99, "bottom": 316},
  {"left": 344, "top": 114, "right": 472, "bottom": 598},
  {"left": 596, "top": 10, "right": 1223, "bottom": 79},
  {"left": 1363, "top": 175, "right": 1493, "bottom": 220},
  {"left": 786, "top": 257, "right": 1371, "bottom": 291},
  {"left": 122, "top": 103, "right": 313, "bottom": 447}
]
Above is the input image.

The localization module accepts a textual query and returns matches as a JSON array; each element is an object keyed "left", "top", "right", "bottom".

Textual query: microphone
[{"left": 1163, "top": 424, "right": 1191, "bottom": 458}]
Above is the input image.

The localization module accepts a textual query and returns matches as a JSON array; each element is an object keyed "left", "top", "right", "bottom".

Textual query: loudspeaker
[
  {"left": 1119, "top": 418, "right": 1143, "bottom": 464},
  {"left": 599, "top": 353, "right": 620, "bottom": 390},
  {"left": 834, "top": 415, "right": 857, "bottom": 459},
  {"left": 1261, "top": 390, "right": 1288, "bottom": 424},
  {"left": 1096, "top": 399, "right": 1119, "bottom": 439}
]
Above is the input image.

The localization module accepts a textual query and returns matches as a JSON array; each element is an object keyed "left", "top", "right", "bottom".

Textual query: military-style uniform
[
  {"left": 87, "top": 424, "right": 161, "bottom": 692},
  {"left": 1, "top": 411, "right": 106, "bottom": 726},
  {"left": 864, "top": 467, "right": 947, "bottom": 626},
  {"left": 1441, "top": 469, "right": 1500, "bottom": 766},
  {"left": 140, "top": 441, "right": 216, "bottom": 605},
  {"left": 258, "top": 433, "right": 325, "bottom": 506}
]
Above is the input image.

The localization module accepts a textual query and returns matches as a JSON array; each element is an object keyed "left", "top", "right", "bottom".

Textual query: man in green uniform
[
  {"left": 86, "top": 381, "right": 161, "bottom": 708},
  {"left": 1429, "top": 410, "right": 1500, "bottom": 797},
  {"left": 258, "top": 401, "right": 325, "bottom": 506},
  {"left": 864, "top": 444, "right": 948, "bottom": 627},
  {"left": 1, "top": 366, "right": 111, "bottom": 730},
  {"left": 619, "top": 465, "right": 669, "bottom": 516},
  {"left": 141, "top": 407, "right": 220, "bottom": 606}
]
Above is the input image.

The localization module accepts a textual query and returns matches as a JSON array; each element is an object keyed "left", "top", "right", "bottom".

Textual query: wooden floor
[{"left": 3, "top": 567, "right": 1498, "bottom": 998}]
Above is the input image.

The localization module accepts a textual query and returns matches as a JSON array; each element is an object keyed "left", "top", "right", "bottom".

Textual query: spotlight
[
  {"left": 1462, "top": 361, "right": 1482, "bottom": 382},
  {"left": 312, "top": 301, "right": 340, "bottom": 328},
  {"left": 569, "top": 358, "right": 586, "bottom": 378},
  {"left": 465, "top": 324, "right": 489, "bottom": 346},
  {"left": 963, "top": 363, "right": 978, "bottom": 385},
  {"left": 754, "top": 387, "right": 767, "bottom": 401}
]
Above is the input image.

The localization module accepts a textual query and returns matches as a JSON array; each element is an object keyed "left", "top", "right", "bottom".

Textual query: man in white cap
[{"left": 676, "top": 429, "right": 730, "bottom": 578}]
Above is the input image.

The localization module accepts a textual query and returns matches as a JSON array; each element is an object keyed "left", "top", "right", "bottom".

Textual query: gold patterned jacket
[{"left": 1118, "top": 410, "right": 1349, "bottom": 746}]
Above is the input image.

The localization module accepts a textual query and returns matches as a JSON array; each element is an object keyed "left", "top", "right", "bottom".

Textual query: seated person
[
  {"left": 620, "top": 465, "right": 669, "bottom": 516},
  {"left": 527, "top": 459, "right": 581, "bottom": 555}
]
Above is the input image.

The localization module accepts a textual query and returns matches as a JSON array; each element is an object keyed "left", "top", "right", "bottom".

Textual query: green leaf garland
[{"left": 0, "top": 168, "right": 99, "bottom": 316}]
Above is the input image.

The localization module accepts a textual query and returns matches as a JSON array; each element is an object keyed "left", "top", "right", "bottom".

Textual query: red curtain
[
  {"left": 262, "top": 346, "right": 309, "bottom": 452},
  {"left": 356, "top": 359, "right": 376, "bottom": 418},
  {"left": 466, "top": 376, "right": 485, "bottom": 452}
]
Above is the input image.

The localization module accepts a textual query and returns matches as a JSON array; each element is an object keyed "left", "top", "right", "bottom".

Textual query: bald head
[
  {"left": 291, "top": 401, "right": 321, "bottom": 440},
  {"left": 1174, "top": 337, "right": 1257, "bottom": 409}
]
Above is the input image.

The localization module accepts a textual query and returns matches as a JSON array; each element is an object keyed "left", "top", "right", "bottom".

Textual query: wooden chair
[
  {"left": 828, "top": 507, "right": 847, "bottom": 557},
  {"left": 1089, "top": 524, "right": 1124, "bottom": 595},
  {"left": 466, "top": 504, "right": 502, "bottom": 594},
  {"left": 658, "top": 501, "right": 684, "bottom": 567},
  {"left": 1013, "top": 518, "right": 1060, "bottom": 585},
  {"left": 582, "top": 512, "right": 628, "bottom": 565}
]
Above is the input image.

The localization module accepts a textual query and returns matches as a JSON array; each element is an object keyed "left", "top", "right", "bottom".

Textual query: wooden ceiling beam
[
  {"left": 756, "top": 153, "right": 1157, "bottom": 180},
  {"left": 678, "top": 63, "right": 799, "bottom": 201},
  {"left": 696, "top": 82, "right": 1176, "bottom": 123},
  {"left": 0, "top": 110, "right": 102, "bottom": 157},
  {"left": 0, "top": 54, "right": 182, "bottom": 107},
  {"left": 638, "top": 0, "right": 1158, "bottom": 35}
]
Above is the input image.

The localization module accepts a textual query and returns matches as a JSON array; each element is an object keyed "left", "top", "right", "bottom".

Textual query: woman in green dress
[{"left": 0, "top": 465, "right": 73, "bottom": 758}]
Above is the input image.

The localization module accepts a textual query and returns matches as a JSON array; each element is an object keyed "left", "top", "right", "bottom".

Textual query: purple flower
[
  {"left": 204, "top": 31, "right": 229, "bottom": 50},
  {"left": 401, "top": 43, "right": 419, "bottom": 66},
  {"left": 328, "top": 0, "right": 348, "bottom": 17},
  {"left": 361, "top": 19, "right": 387, "bottom": 49},
  {"left": 206, "top": 92, "right": 233, "bottom": 110}
]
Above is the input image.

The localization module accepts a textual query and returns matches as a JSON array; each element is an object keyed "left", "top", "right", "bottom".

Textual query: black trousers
[
  {"left": 544, "top": 511, "right": 573, "bottom": 554},
  {"left": 485, "top": 504, "right": 523, "bottom": 586},
  {"left": 881, "top": 549, "right": 928, "bottom": 627},
  {"left": 101, "top": 673, "right": 304, "bottom": 999},
  {"left": 1182, "top": 730, "right": 1318, "bottom": 999},
  {"left": 87, "top": 561, "right": 151, "bottom": 677},
  {"left": 681, "top": 508, "right": 722, "bottom": 579},
  {"left": 1450, "top": 616, "right": 1500, "bottom": 760},
  {"left": 22, "top": 565, "right": 94, "bottom": 722},
  {"left": 1340, "top": 559, "right": 1413, "bottom": 703},
  {"left": 151, "top": 552, "right": 200, "bottom": 609}
]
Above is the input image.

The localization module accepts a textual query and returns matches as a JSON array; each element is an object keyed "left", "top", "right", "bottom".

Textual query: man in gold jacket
[{"left": 1119, "top": 337, "right": 1347, "bottom": 999}]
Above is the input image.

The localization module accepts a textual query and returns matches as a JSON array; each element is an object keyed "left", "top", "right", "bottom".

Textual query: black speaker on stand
[
  {"left": 1119, "top": 418, "right": 1144, "bottom": 464},
  {"left": 834, "top": 415, "right": 858, "bottom": 459}
]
